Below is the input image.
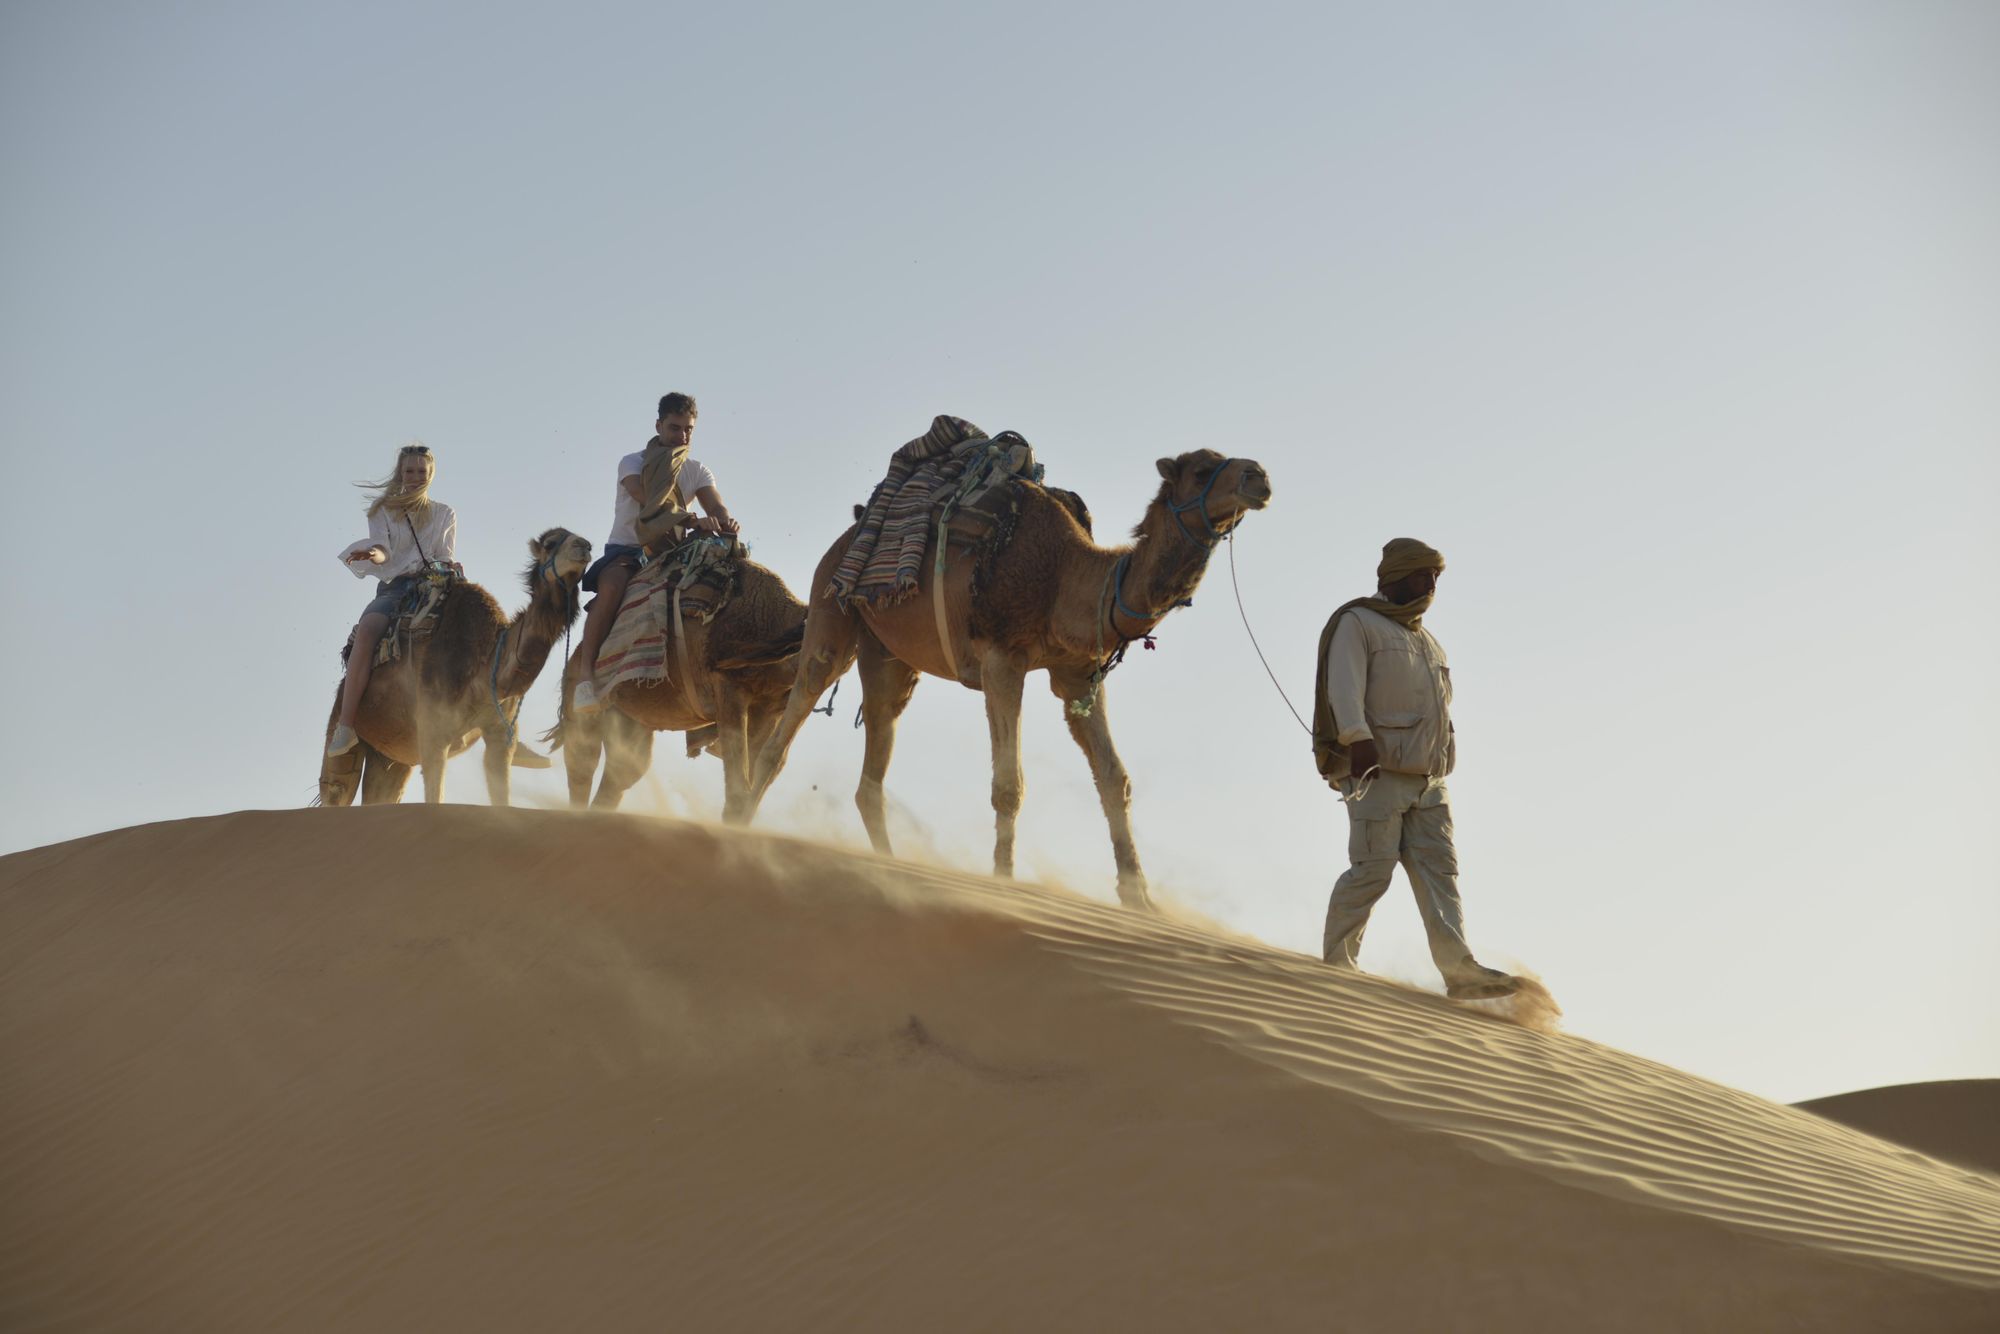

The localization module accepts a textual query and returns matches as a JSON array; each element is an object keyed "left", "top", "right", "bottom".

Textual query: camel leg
[
  {"left": 854, "top": 634, "right": 921, "bottom": 856},
  {"left": 559, "top": 670, "right": 604, "bottom": 809},
  {"left": 1051, "top": 672, "right": 1152, "bottom": 910},
  {"left": 982, "top": 651, "right": 1028, "bottom": 879},
  {"left": 319, "top": 690, "right": 361, "bottom": 806},
  {"left": 565, "top": 723, "right": 603, "bottom": 808},
  {"left": 417, "top": 714, "right": 450, "bottom": 805},
  {"left": 744, "top": 705, "right": 782, "bottom": 776},
  {"left": 359, "top": 742, "right": 413, "bottom": 805},
  {"left": 715, "top": 685, "right": 755, "bottom": 826},
  {"left": 745, "top": 604, "right": 860, "bottom": 818},
  {"left": 594, "top": 714, "right": 654, "bottom": 810},
  {"left": 481, "top": 717, "right": 515, "bottom": 808}
]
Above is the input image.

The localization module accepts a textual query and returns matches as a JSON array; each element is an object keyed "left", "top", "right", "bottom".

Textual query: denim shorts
[
  {"left": 362, "top": 574, "right": 420, "bottom": 621},
  {"left": 582, "top": 543, "right": 643, "bottom": 594}
]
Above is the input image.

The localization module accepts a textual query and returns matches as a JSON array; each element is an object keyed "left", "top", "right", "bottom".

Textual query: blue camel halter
[{"left": 1164, "top": 458, "right": 1239, "bottom": 549}]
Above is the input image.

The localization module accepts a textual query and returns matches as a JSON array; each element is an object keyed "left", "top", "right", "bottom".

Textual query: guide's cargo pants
[{"left": 1324, "top": 770, "right": 1477, "bottom": 978}]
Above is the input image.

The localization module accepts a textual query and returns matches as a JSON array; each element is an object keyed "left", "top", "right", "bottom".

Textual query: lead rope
[
  {"left": 1226, "top": 532, "right": 1308, "bottom": 735},
  {"left": 1225, "top": 531, "right": 1379, "bottom": 804}
]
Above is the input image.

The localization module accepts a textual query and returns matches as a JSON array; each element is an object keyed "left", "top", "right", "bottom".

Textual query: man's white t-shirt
[{"left": 607, "top": 451, "right": 718, "bottom": 547}]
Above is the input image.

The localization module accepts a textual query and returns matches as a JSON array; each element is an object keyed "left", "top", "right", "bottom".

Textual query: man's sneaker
[
  {"left": 572, "top": 679, "right": 603, "bottom": 715},
  {"left": 326, "top": 723, "right": 360, "bottom": 758},
  {"left": 1445, "top": 960, "right": 1521, "bottom": 1001}
]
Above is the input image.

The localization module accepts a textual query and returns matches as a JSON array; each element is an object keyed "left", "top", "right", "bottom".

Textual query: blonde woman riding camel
[{"left": 327, "top": 444, "right": 459, "bottom": 758}]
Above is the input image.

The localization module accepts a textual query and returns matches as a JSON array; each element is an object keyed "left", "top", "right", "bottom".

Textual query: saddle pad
[
  {"left": 591, "top": 537, "right": 739, "bottom": 695},
  {"left": 344, "top": 578, "right": 454, "bottom": 670},
  {"left": 827, "top": 416, "right": 1039, "bottom": 607}
]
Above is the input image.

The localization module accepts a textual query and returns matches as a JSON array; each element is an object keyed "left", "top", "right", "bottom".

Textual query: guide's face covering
[{"left": 1377, "top": 538, "right": 1445, "bottom": 586}]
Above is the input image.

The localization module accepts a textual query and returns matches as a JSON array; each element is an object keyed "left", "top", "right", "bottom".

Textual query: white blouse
[{"left": 337, "top": 502, "right": 458, "bottom": 581}]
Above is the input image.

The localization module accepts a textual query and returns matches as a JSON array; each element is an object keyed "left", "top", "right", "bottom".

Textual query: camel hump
[{"left": 1039, "top": 485, "right": 1093, "bottom": 536}]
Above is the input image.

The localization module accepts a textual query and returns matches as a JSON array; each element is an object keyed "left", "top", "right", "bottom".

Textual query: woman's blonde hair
[{"left": 360, "top": 443, "right": 436, "bottom": 520}]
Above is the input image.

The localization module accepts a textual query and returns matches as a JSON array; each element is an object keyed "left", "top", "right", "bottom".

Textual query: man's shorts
[
  {"left": 362, "top": 574, "right": 421, "bottom": 621},
  {"left": 582, "top": 542, "right": 643, "bottom": 594}
]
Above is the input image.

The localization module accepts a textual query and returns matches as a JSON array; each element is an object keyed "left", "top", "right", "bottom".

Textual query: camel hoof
[{"left": 1116, "top": 875, "right": 1154, "bottom": 912}]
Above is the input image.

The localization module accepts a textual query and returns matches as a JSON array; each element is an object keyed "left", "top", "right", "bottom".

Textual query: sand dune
[
  {"left": 3, "top": 808, "right": 1996, "bottom": 1332},
  {"left": 1798, "top": 1081, "right": 2000, "bottom": 1177}
]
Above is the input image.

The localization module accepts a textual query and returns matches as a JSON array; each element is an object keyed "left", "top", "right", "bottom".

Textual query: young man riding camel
[{"left": 570, "top": 392, "right": 740, "bottom": 715}]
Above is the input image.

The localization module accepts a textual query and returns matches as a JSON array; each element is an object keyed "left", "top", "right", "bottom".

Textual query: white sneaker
[
  {"left": 572, "top": 679, "right": 603, "bottom": 715},
  {"left": 326, "top": 723, "right": 359, "bottom": 757}
]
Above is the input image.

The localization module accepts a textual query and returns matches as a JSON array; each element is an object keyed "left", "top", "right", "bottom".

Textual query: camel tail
[{"left": 540, "top": 720, "right": 566, "bottom": 752}]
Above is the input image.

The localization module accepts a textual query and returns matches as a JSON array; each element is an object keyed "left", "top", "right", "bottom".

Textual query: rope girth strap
[
  {"left": 932, "top": 512, "right": 962, "bottom": 683},
  {"left": 672, "top": 585, "right": 706, "bottom": 719}
]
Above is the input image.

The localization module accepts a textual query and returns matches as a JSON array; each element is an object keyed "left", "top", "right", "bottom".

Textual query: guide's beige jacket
[{"left": 1322, "top": 606, "right": 1456, "bottom": 777}]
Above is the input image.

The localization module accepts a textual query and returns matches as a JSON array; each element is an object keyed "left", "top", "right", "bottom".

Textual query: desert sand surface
[
  {"left": 3, "top": 806, "right": 1997, "bottom": 1332},
  {"left": 1798, "top": 1081, "right": 2000, "bottom": 1177}
]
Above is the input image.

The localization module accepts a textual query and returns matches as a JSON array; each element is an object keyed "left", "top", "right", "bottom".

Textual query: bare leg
[
  {"left": 337, "top": 611, "right": 391, "bottom": 727},
  {"left": 1053, "top": 671, "right": 1152, "bottom": 909},
  {"left": 574, "top": 561, "right": 635, "bottom": 679},
  {"left": 982, "top": 651, "right": 1028, "bottom": 878},
  {"left": 854, "top": 635, "right": 921, "bottom": 855}
]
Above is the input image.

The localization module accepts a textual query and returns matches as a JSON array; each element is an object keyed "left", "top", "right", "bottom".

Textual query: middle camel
[{"left": 743, "top": 442, "right": 1273, "bottom": 906}]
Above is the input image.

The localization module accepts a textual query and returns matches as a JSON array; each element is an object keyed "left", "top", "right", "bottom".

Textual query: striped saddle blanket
[
  {"left": 591, "top": 536, "right": 739, "bottom": 695},
  {"left": 826, "top": 415, "right": 1040, "bottom": 607}
]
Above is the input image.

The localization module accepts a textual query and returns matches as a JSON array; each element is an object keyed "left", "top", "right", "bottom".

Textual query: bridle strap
[{"left": 1164, "top": 457, "right": 1243, "bottom": 549}]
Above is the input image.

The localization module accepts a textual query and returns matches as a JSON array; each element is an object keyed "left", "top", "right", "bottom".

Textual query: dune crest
[
  {"left": 3, "top": 807, "right": 1996, "bottom": 1332},
  {"left": 1799, "top": 1080, "right": 2000, "bottom": 1176}
]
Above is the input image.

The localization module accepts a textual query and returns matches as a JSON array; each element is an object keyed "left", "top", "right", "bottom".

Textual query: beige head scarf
[
  {"left": 631, "top": 433, "right": 694, "bottom": 552},
  {"left": 1308, "top": 538, "right": 1447, "bottom": 784}
]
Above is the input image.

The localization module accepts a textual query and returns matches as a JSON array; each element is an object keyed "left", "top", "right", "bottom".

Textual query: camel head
[
  {"left": 525, "top": 528, "right": 593, "bottom": 596},
  {"left": 1150, "top": 450, "right": 1273, "bottom": 544}
]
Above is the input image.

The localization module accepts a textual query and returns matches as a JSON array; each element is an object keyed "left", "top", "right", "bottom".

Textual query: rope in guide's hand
[
  {"left": 1225, "top": 531, "right": 1310, "bottom": 735},
  {"left": 1228, "top": 533, "right": 1383, "bottom": 805}
]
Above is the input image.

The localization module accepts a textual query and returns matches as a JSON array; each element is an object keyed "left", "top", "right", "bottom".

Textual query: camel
[
  {"left": 549, "top": 550, "right": 814, "bottom": 822},
  {"left": 318, "top": 528, "right": 592, "bottom": 807},
  {"left": 743, "top": 449, "right": 1273, "bottom": 907}
]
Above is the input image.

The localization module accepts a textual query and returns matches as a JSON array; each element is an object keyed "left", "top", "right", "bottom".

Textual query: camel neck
[
  {"left": 496, "top": 578, "right": 577, "bottom": 696},
  {"left": 1101, "top": 509, "right": 1223, "bottom": 643}
]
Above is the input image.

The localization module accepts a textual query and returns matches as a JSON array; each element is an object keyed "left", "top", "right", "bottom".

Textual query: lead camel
[{"left": 742, "top": 450, "right": 1273, "bottom": 907}]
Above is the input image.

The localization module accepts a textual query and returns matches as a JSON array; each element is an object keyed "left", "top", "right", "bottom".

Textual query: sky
[{"left": 2, "top": 0, "right": 1994, "bottom": 1105}]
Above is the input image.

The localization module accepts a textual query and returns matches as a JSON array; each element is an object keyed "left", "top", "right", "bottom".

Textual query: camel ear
[
  {"left": 1156, "top": 456, "right": 1178, "bottom": 482},
  {"left": 527, "top": 537, "right": 547, "bottom": 560}
]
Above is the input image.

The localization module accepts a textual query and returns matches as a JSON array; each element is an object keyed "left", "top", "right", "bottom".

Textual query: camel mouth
[{"left": 1236, "top": 476, "right": 1273, "bottom": 509}]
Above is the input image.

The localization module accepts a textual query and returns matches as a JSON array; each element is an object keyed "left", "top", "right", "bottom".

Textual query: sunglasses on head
[{"left": 400, "top": 445, "right": 432, "bottom": 456}]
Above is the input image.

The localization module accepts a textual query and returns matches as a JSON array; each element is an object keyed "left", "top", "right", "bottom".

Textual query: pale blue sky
[{"left": 3, "top": 1, "right": 1994, "bottom": 1103}]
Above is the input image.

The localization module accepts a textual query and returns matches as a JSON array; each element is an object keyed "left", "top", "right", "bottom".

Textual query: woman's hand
[{"left": 347, "top": 546, "right": 388, "bottom": 565}]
